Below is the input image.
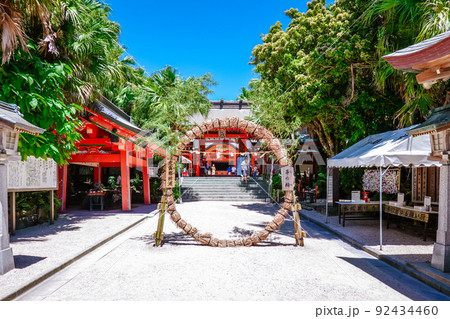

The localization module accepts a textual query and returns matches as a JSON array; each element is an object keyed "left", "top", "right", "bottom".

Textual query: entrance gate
[{"left": 157, "top": 117, "right": 302, "bottom": 247}]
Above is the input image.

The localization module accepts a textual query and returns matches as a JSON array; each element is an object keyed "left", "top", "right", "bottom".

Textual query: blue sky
[{"left": 104, "top": 0, "right": 309, "bottom": 100}]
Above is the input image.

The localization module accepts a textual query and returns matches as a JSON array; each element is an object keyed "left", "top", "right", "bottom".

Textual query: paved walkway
[
  {"left": 14, "top": 201, "right": 449, "bottom": 301},
  {"left": 0, "top": 200, "right": 449, "bottom": 300},
  {"left": 299, "top": 204, "right": 450, "bottom": 295},
  {"left": 0, "top": 204, "right": 156, "bottom": 300}
]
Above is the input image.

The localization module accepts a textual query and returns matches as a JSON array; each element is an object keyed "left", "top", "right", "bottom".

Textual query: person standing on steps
[{"left": 241, "top": 158, "right": 249, "bottom": 183}]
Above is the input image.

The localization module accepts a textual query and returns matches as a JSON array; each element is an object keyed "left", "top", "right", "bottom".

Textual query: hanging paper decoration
[{"left": 362, "top": 169, "right": 400, "bottom": 194}]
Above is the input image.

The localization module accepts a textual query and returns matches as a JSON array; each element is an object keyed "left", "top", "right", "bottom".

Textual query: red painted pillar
[
  {"left": 244, "top": 133, "right": 248, "bottom": 153},
  {"left": 93, "top": 165, "right": 101, "bottom": 184},
  {"left": 251, "top": 154, "right": 255, "bottom": 172},
  {"left": 120, "top": 145, "right": 131, "bottom": 211},
  {"left": 143, "top": 150, "right": 150, "bottom": 204},
  {"left": 195, "top": 152, "right": 200, "bottom": 176},
  {"left": 57, "top": 165, "right": 68, "bottom": 212}
]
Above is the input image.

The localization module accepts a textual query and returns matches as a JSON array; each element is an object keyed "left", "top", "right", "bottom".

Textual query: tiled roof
[
  {"left": 407, "top": 104, "right": 450, "bottom": 136},
  {"left": 383, "top": 31, "right": 450, "bottom": 71},
  {"left": 189, "top": 100, "right": 251, "bottom": 124},
  {"left": 94, "top": 96, "right": 142, "bottom": 134},
  {"left": 0, "top": 100, "right": 45, "bottom": 136}
]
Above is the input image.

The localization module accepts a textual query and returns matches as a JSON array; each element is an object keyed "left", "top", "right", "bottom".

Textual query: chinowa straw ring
[{"left": 159, "top": 117, "right": 294, "bottom": 247}]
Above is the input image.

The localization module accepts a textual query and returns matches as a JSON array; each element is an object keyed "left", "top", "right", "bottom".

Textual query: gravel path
[{"left": 16, "top": 201, "right": 448, "bottom": 301}]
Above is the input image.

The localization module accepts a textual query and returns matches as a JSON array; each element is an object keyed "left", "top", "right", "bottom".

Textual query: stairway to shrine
[{"left": 180, "top": 177, "right": 269, "bottom": 201}]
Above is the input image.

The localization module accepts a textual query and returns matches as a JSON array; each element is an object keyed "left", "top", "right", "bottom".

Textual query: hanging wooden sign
[
  {"left": 281, "top": 166, "right": 294, "bottom": 191},
  {"left": 218, "top": 129, "right": 226, "bottom": 139},
  {"left": 165, "top": 158, "right": 176, "bottom": 188}
]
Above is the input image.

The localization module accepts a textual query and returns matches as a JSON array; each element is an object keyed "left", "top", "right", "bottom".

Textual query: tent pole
[
  {"left": 378, "top": 165, "right": 391, "bottom": 251},
  {"left": 325, "top": 163, "right": 329, "bottom": 223},
  {"left": 379, "top": 166, "right": 383, "bottom": 251}
]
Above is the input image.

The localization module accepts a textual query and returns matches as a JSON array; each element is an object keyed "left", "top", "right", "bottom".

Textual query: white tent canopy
[
  {"left": 328, "top": 125, "right": 441, "bottom": 169},
  {"left": 325, "top": 125, "right": 441, "bottom": 250}
]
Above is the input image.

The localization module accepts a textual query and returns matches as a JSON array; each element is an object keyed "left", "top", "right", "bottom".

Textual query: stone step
[
  {"left": 181, "top": 187, "right": 267, "bottom": 192},
  {"left": 181, "top": 185, "right": 266, "bottom": 190},
  {"left": 182, "top": 196, "right": 268, "bottom": 201},
  {"left": 181, "top": 178, "right": 266, "bottom": 183},
  {"left": 181, "top": 192, "right": 267, "bottom": 197},
  {"left": 182, "top": 180, "right": 267, "bottom": 185},
  {"left": 182, "top": 185, "right": 267, "bottom": 190},
  {"left": 179, "top": 177, "right": 269, "bottom": 201}
]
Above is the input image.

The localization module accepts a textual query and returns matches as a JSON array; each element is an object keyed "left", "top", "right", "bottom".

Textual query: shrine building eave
[
  {"left": 383, "top": 31, "right": 450, "bottom": 72},
  {"left": 0, "top": 100, "right": 45, "bottom": 136},
  {"left": 383, "top": 31, "right": 450, "bottom": 87},
  {"left": 82, "top": 97, "right": 165, "bottom": 157},
  {"left": 407, "top": 104, "right": 450, "bottom": 136}
]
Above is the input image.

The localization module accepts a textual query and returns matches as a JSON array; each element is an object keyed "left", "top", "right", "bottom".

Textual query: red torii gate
[{"left": 57, "top": 99, "right": 164, "bottom": 211}]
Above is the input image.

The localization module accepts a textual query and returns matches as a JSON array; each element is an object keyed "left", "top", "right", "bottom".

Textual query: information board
[{"left": 7, "top": 156, "right": 58, "bottom": 190}]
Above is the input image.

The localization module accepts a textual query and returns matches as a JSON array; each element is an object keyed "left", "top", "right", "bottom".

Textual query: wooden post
[
  {"left": 195, "top": 152, "right": 200, "bottom": 177},
  {"left": 292, "top": 196, "right": 304, "bottom": 246},
  {"left": 251, "top": 153, "right": 255, "bottom": 173},
  {"left": 93, "top": 165, "right": 101, "bottom": 184},
  {"left": 154, "top": 189, "right": 167, "bottom": 247},
  {"left": 155, "top": 158, "right": 175, "bottom": 246},
  {"left": 49, "top": 190, "right": 54, "bottom": 225}
]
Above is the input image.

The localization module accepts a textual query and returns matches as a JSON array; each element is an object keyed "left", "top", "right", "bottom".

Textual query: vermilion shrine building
[
  {"left": 58, "top": 98, "right": 319, "bottom": 212},
  {"left": 185, "top": 100, "right": 319, "bottom": 180},
  {"left": 58, "top": 97, "right": 163, "bottom": 212},
  {"left": 185, "top": 100, "right": 259, "bottom": 176}
]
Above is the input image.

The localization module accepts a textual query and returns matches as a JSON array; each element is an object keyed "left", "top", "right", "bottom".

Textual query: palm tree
[
  {"left": 0, "top": 0, "right": 61, "bottom": 63},
  {"left": 131, "top": 66, "right": 215, "bottom": 154},
  {"left": 49, "top": 0, "right": 125, "bottom": 104}
]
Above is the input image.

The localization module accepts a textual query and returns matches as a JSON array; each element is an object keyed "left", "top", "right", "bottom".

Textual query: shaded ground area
[
  {"left": 0, "top": 204, "right": 155, "bottom": 300},
  {"left": 16, "top": 200, "right": 448, "bottom": 301},
  {"left": 299, "top": 206, "right": 435, "bottom": 264}
]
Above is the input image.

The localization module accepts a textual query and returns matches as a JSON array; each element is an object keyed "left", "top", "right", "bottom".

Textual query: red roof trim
[{"left": 384, "top": 37, "right": 450, "bottom": 70}]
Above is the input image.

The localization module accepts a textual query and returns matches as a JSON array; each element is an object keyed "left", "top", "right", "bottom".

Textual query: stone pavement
[
  {"left": 0, "top": 199, "right": 449, "bottom": 300},
  {"left": 299, "top": 204, "right": 450, "bottom": 296},
  {"left": 14, "top": 201, "right": 449, "bottom": 301},
  {"left": 0, "top": 204, "right": 156, "bottom": 300}
]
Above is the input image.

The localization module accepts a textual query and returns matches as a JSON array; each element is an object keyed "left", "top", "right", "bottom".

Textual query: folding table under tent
[{"left": 326, "top": 125, "right": 441, "bottom": 250}]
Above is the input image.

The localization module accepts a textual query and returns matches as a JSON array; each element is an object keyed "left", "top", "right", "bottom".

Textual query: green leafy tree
[
  {"left": 249, "top": 0, "right": 400, "bottom": 156},
  {"left": 0, "top": 44, "right": 81, "bottom": 164}
]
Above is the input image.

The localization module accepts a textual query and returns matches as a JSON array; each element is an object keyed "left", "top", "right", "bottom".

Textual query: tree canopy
[
  {"left": 131, "top": 66, "right": 216, "bottom": 155},
  {"left": 0, "top": 0, "right": 214, "bottom": 163},
  {"left": 246, "top": 0, "right": 450, "bottom": 157}
]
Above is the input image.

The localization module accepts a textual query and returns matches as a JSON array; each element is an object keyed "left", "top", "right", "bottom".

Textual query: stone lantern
[
  {"left": 0, "top": 101, "right": 45, "bottom": 275},
  {"left": 408, "top": 105, "right": 450, "bottom": 272}
]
